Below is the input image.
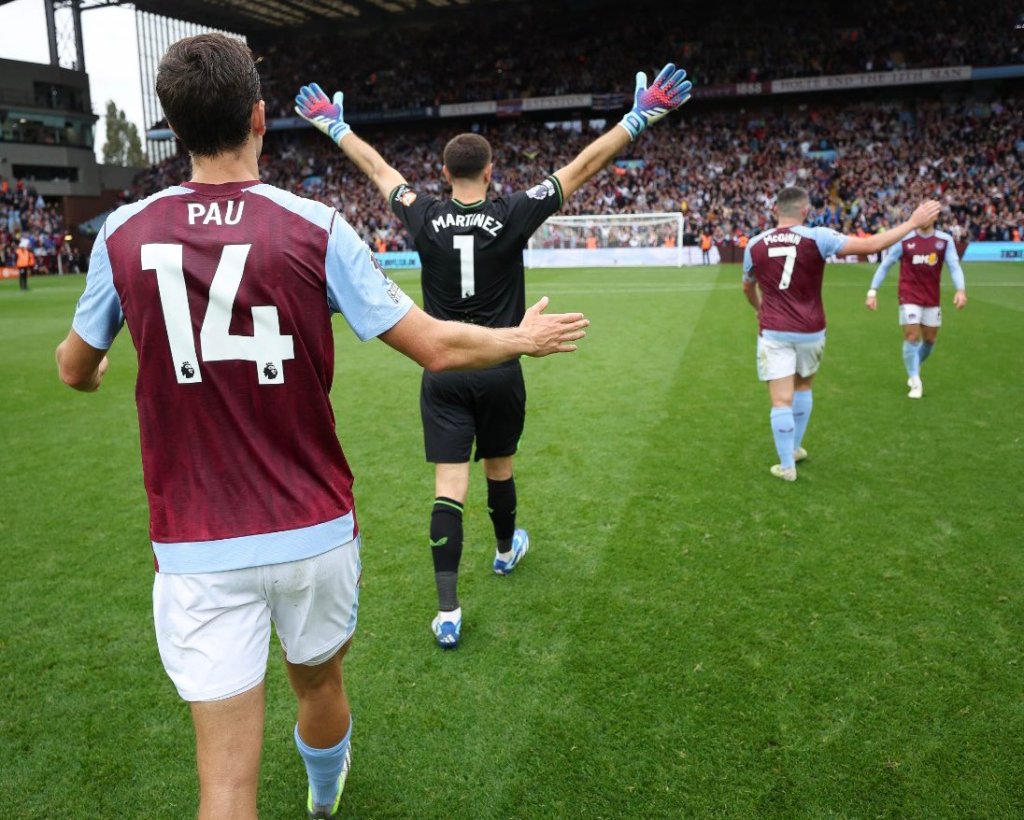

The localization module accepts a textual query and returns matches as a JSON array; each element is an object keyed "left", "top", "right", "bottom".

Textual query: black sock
[
  {"left": 487, "top": 477, "right": 516, "bottom": 553},
  {"left": 430, "top": 497, "right": 464, "bottom": 611}
]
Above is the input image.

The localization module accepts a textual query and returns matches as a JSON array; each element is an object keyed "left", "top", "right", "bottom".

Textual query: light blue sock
[
  {"left": 295, "top": 718, "right": 352, "bottom": 808},
  {"left": 792, "top": 390, "right": 813, "bottom": 451},
  {"left": 770, "top": 406, "right": 796, "bottom": 469},
  {"left": 919, "top": 341, "right": 934, "bottom": 364},
  {"left": 902, "top": 340, "right": 922, "bottom": 378}
]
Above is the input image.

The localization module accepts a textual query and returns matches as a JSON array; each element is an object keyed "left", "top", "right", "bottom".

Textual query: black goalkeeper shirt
[{"left": 389, "top": 176, "right": 564, "bottom": 327}]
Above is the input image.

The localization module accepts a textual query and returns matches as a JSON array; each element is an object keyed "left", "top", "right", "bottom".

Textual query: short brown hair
[
  {"left": 775, "top": 186, "right": 810, "bottom": 217},
  {"left": 156, "top": 33, "right": 261, "bottom": 158},
  {"left": 443, "top": 133, "right": 492, "bottom": 180}
]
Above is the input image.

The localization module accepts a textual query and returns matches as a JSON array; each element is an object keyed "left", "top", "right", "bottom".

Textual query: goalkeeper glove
[
  {"left": 295, "top": 82, "right": 351, "bottom": 145},
  {"left": 618, "top": 63, "right": 692, "bottom": 141}
]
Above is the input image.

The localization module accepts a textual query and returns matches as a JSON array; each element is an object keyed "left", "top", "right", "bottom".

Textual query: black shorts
[{"left": 420, "top": 359, "right": 526, "bottom": 463}]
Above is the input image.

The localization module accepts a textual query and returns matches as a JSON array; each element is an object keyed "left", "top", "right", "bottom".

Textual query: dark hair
[
  {"left": 443, "top": 133, "right": 492, "bottom": 180},
  {"left": 776, "top": 186, "right": 809, "bottom": 216},
  {"left": 156, "top": 33, "right": 261, "bottom": 158}
]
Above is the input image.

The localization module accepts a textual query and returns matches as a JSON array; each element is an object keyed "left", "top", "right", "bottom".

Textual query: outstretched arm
[
  {"left": 841, "top": 201, "right": 942, "bottom": 256},
  {"left": 380, "top": 297, "right": 589, "bottom": 371},
  {"left": 295, "top": 83, "right": 406, "bottom": 201},
  {"left": 553, "top": 64, "right": 691, "bottom": 200}
]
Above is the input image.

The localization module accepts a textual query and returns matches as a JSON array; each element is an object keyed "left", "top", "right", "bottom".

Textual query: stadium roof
[{"left": 0, "top": 0, "right": 537, "bottom": 36}]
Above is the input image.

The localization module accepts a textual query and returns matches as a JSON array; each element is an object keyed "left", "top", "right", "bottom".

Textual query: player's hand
[
  {"left": 619, "top": 63, "right": 692, "bottom": 141},
  {"left": 865, "top": 294, "right": 878, "bottom": 311},
  {"left": 908, "top": 200, "right": 941, "bottom": 230},
  {"left": 953, "top": 289, "right": 967, "bottom": 309},
  {"left": 519, "top": 296, "right": 589, "bottom": 356},
  {"left": 295, "top": 83, "right": 351, "bottom": 146}
]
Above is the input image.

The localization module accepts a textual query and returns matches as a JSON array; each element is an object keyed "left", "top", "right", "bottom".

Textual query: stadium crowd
[
  {"left": 0, "top": 177, "right": 77, "bottom": 274},
  {"left": 132, "top": 94, "right": 1022, "bottom": 252},
  {"left": 253, "top": 0, "right": 1022, "bottom": 117}
]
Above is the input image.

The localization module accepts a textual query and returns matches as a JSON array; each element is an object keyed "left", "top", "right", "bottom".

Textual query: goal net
[{"left": 526, "top": 212, "right": 686, "bottom": 268}]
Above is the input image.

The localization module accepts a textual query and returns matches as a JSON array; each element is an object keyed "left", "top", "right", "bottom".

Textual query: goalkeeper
[{"left": 296, "top": 64, "right": 691, "bottom": 650}]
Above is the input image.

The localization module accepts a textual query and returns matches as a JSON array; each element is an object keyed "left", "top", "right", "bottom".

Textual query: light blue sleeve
[
  {"left": 742, "top": 243, "right": 755, "bottom": 281},
  {"left": 943, "top": 240, "right": 966, "bottom": 290},
  {"left": 812, "top": 227, "right": 849, "bottom": 259},
  {"left": 870, "top": 243, "right": 901, "bottom": 290},
  {"left": 71, "top": 232, "right": 124, "bottom": 350},
  {"left": 325, "top": 214, "right": 414, "bottom": 341}
]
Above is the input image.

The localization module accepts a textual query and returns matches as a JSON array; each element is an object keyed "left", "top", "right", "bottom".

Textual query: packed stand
[
  {"left": 132, "top": 94, "right": 1022, "bottom": 251},
  {"left": 0, "top": 177, "right": 79, "bottom": 274},
  {"left": 253, "top": 0, "right": 1022, "bottom": 117}
]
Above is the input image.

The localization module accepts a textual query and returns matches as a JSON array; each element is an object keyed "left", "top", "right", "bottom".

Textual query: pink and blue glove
[
  {"left": 618, "top": 63, "right": 692, "bottom": 141},
  {"left": 295, "top": 82, "right": 351, "bottom": 145}
]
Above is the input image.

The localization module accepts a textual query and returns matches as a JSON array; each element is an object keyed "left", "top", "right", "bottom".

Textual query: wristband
[{"left": 867, "top": 289, "right": 877, "bottom": 298}]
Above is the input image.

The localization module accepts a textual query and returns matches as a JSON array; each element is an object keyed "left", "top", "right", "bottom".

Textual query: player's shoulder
[
  {"left": 747, "top": 227, "right": 776, "bottom": 249},
  {"left": 103, "top": 184, "right": 192, "bottom": 239},
  {"left": 244, "top": 183, "right": 335, "bottom": 233},
  {"left": 793, "top": 224, "right": 839, "bottom": 240},
  {"left": 932, "top": 229, "right": 955, "bottom": 244}
]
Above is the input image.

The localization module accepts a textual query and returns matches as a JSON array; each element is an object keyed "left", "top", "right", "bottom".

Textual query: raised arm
[
  {"left": 841, "top": 201, "right": 942, "bottom": 256},
  {"left": 295, "top": 83, "right": 406, "bottom": 201},
  {"left": 553, "top": 64, "right": 692, "bottom": 200},
  {"left": 380, "top": 297, "right": 588, "bottom": 372}
]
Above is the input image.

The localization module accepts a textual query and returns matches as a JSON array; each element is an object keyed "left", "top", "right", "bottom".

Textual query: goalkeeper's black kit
[{"left": 389, "top": 175, "right": 564, "bottom": 462}]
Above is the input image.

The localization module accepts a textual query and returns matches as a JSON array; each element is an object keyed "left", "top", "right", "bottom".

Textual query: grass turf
[{"left": 0, "top": 263, "right": 1022, "bottom": 818}]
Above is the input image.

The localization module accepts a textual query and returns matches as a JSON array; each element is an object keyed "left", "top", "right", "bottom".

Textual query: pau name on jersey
[
  {"left": 430, "top": 211, "right": 504, "bottom": 238},
  {"left": 186, "top": 200, "right": 245, "bottom": 226}
]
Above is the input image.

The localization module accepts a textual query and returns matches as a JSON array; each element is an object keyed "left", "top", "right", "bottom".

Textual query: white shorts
[
  {"left": 757, "top": 335, "right": 826, "bottom": 381},
  {"left": 899, "top": 304, "right": 941, "bottom": 327},
  {"left": 153, "top": 538, "right": 361, "bottom": 702}
]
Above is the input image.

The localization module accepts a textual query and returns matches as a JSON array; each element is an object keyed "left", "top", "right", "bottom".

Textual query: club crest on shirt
[
  {"left": 526, "top": 179, "right": 557, "bottom": 200},
  {"left": 394, "top": 184, "right": 417, "bottom": 207},
  {"left": 936, "top": 241, "right": 945, "bottom": 250}
]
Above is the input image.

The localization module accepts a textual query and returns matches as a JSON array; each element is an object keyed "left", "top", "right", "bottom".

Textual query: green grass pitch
[{"left": 1, "top": 263, "right": 1022, "bottom": 818}]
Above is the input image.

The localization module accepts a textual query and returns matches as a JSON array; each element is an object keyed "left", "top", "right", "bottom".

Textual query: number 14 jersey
[{"left": 72, "top": 180, "right": 413, "bottom": 572}]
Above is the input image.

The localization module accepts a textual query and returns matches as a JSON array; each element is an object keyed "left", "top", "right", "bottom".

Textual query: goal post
[{"left": 526, "top": 212, "right": 686, "bottom": 268}]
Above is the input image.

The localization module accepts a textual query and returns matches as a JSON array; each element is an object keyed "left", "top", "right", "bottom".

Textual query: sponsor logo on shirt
[
  {"left": 912, "top": 253, "right": 939, "bottom": 265},
  {"left": 526, "top": 179, "right": 557, "bottom": 200}
]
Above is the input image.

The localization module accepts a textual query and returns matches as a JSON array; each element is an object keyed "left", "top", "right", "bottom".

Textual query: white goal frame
[{"left": 526, "top": 212, "right": 685, "bottom": 268}]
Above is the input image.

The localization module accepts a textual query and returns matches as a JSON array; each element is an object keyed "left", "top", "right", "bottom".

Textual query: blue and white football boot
[
  {"left": 431, "top": 607, "right": 462, "bottom": 649},
  {"left": 493, "top": 529, "right": 530, "bottom": 576}
]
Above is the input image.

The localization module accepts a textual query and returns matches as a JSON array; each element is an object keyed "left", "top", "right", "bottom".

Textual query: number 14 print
[{"left": 142, "top": 243, "right": 295, "bottom": 385}]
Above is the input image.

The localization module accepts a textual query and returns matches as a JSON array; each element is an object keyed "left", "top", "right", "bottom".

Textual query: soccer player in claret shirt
[
  {"left": 296, "top": 63, "right": 691, "bottom": 649},
  {"left": 865, "top": 213, "right": 967, "bottom": 398},
  {"left": 743, "top": 187, "right": 941, "bottom": 481},
  {"left": 54, "top": 34, "right": 588, "bottom": 820}
]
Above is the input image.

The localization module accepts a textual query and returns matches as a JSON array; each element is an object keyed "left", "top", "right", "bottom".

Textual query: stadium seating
[{"left": 131, "top": 95, "right": 1022, "bottom": 248}]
